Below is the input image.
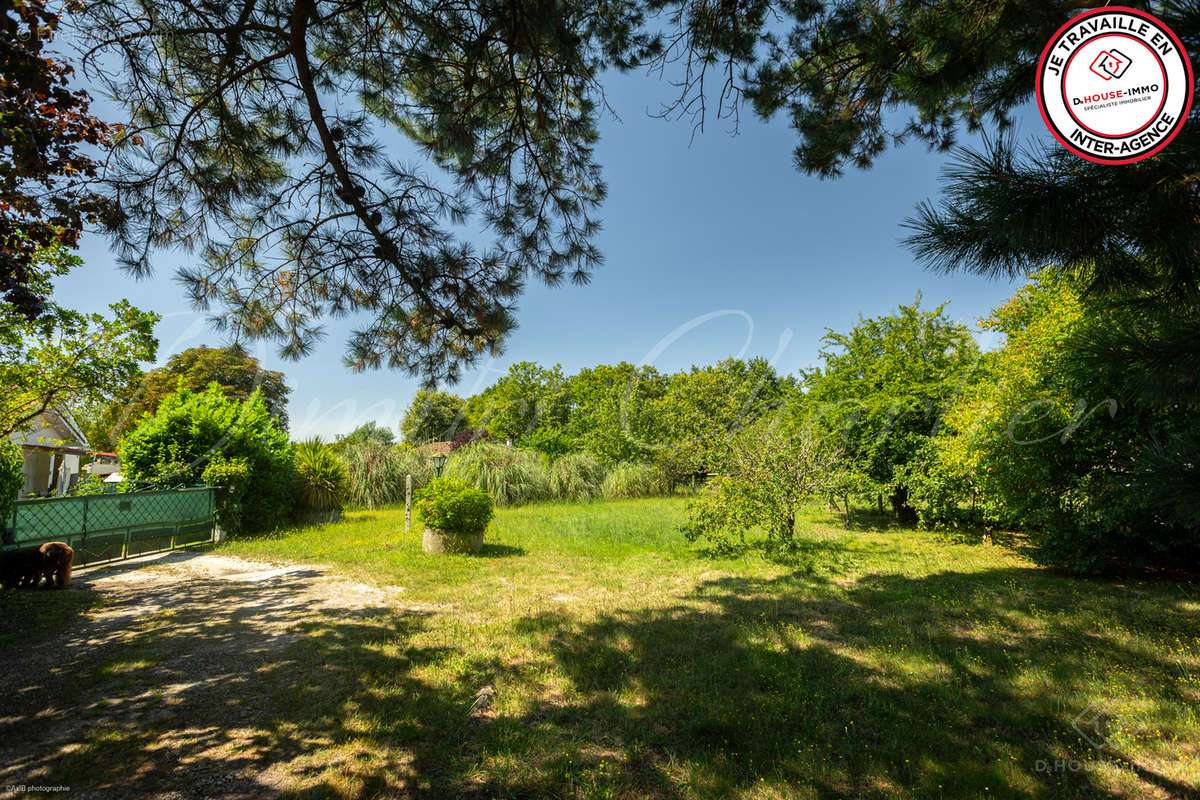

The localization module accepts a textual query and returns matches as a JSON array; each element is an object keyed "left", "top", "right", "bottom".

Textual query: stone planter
[{"left": 422, "top": 527, "right": 483, "bottom": 554}]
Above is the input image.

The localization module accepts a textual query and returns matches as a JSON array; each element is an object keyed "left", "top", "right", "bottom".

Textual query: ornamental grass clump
[
  {"left": 340, "top": 440, "right": 407, "bottom": 508},
  {"left": 548, "top": 451, "right": 606, "bottom": 501},
  {"left": 600, "top": 461, "right": 660, "bottom": 499},
  {"left": 444, "top": 441, "right": 549, "bottom": 506}
]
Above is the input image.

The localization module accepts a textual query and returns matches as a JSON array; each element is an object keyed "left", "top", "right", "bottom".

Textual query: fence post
[{"left": 405, "top": 474, "right": 412, "bottom": 534}]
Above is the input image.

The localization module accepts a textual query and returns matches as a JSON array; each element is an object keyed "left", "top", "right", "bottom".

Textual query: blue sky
[{"left": 60, "top": 67, "right": 1047, "bottom": 440}]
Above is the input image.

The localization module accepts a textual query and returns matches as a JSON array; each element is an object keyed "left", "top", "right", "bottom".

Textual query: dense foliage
[
  {"left": 0, "top": 439, "right": 23, "bottom": 529},
  {"left": 1, "top": 0, "right": 115, "bottom": 320},
  {"left": 468, "top": 362, "right": 573, "bottom": 454},
  {"left": 85, "top": 345, "right": 291, "bottom": 450},
  {"left": 401, "top": 390, "right": 467, "bottom": 445},
  {"left": 913, "top": 271, "right": 1200, "bottom": 571},
  {"left": 119, "top": 385, "right": 296, "bottom": 534},
  {"left": 443, "top": 357, "right": 792, "bottom": 471},
  {"left": 415, "top": 477, "right": 494, "bottom": 537},
  {"left": 294, "top": 439, "right": 351, "bottom": 514},
  {"left": 335, "top": 421, "right": 397, "bottom": 449},
  {"left": 1, "top": 248, "right": 158, "bottom": 440}
]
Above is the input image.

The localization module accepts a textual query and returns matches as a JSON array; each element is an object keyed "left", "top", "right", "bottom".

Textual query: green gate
[{"left": 2, "top": 487, "right": 218, "bottom": 566}]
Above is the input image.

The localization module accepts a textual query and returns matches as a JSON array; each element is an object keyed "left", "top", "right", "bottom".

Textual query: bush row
[{"left": 113, "top": 384, "right": 675, "bottom": 537}]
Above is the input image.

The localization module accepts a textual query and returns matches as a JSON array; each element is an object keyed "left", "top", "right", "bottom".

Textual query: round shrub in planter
[{"left": 416, "top": 477, "right": 494, "bottom": 554}]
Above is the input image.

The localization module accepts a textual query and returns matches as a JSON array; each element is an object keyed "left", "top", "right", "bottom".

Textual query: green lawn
[
  {"left": 6, "top": 498, "right": 1197, "bottom": 798},
  {"left": 211, "top": 498, "right": 1200, "bottom": 799}
]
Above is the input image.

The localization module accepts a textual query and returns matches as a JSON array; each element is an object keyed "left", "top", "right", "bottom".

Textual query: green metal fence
[{"left": 2, "top": 487, "right": 218, "bottom": 566}]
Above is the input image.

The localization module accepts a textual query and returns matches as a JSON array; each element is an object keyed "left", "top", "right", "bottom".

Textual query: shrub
[
  {"left": 0, "top": 441, "right": 23, "bottom": 539},
  {"left": 600, "top": 461, "right": 659, "bottom": 499},
  {"left": 294, "top": 439, "right": 350, "bottom": 512},
  {"left": 444, "top": 441, "right": 549, "bottom": 506},
  {"left": 120, "top": 384, "right": 296, "bottom": 535},
  {"left": 416, "top": 476, "right": 493, "bottom": 536},
  {"left": 919, "top": 270, "right": 1200, "bottom": 571},
  {"left": 71, "top": 473, "right": 110, "bottom": 496},
  {"left": 547, "top": 451, "right": 606, "bottom": 501},
  {"left": 201, "top": 457, "right": 252, "bottom": 536}
]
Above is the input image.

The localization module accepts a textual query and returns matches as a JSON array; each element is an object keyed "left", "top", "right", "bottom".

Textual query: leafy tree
[
  {"left": 0, "top": 247, "right": 159, "bottom": 440},
  {"left": 683, "top": 421, "right": 839, "bottom": 553},
  {"left": 920, "top": 271, "right": 1200, "bottom": 571},
  {"left": 565, "top": 362, "right": 667, "bottom": 464},
  {"left": 658, "top": 357, "right": 795, "bottom": 475},
  {"left": 469, "top": 362, "right": 571, "bottom": 454},
  {"left": 76, "top": 0, "right": 666, "bottom": 383},
  {"left": 119, "top": 384, "right": 296, "bottom": 534},
  {"left": 896, "top": 9, "right": 1200, "bottom": 564},
  {"left": 1, "top": 0, "right": 116, "bottom": 320},
  {"left": 800, "top": 298, "right": 981, "bottom": 519},
  {"left": 335, "top": 420, "right": 397, "bottom": 448},
  {"left": 89, "top": 345, "right": 291, "bottom": 449},
  {"left": 401, "top": 389, "right": 467, "bottom": 444}
]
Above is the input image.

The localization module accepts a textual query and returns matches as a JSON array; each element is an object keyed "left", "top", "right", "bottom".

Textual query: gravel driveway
[{"left": 0, "top": 550, "right": 410, "bottom": 799}]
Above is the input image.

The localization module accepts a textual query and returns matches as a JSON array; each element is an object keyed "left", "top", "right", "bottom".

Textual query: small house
[{"left": 9, "top": 408, "right": 91, "bottom": 497}]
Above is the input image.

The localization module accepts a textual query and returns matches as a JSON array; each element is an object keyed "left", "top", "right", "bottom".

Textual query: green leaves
[
  {"left": 682, "top": 421, "right": 839, "bottom": 552},
  {"left": 402, "top": 389, "right": 468, "bottom": 445},
  {"left": 415, "top": 476, "right": 494, "bottom": 537},
  {"left": 798, "top": 297, "right": 981, "bottom": 514},
  {"left": 119, "top": 385, "right": 297, "bottom": 534},
  {"left": 0, "top": 247, "right": 159, "bottom": 440}
]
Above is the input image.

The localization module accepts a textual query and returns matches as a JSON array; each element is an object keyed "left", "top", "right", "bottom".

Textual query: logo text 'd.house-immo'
[{"left": 1037, "top": 7, "right": 1193, "bottom": 164}]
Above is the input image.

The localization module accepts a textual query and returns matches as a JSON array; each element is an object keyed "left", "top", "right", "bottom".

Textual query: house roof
[
  {"left": 9, "top": 406, "right": 91, "bottom": 452},
  {"left": 417, "top": 441, "right": 454, "bottom": 458}
]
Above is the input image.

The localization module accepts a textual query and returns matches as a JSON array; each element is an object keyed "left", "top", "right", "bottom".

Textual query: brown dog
[
  {"left": 0, "top": 546, "right": 47, "bottom": 589},
  {"left": 39, "top": 542, "right": 73, "bottom": 588}
]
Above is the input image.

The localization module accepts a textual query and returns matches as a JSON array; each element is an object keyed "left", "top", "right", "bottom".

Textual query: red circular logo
[{"left": 1036, "top": 7, "right": 1193, "bottom": 164}]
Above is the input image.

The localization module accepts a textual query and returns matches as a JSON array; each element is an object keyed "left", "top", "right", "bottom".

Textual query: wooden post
[{"left": 405, "top": 474, "right": 412, "bottom": 534}]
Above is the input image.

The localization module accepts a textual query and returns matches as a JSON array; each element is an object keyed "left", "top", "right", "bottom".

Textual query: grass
[{"left": 7, "top": 498, "right": 1200, "bottom": 798}]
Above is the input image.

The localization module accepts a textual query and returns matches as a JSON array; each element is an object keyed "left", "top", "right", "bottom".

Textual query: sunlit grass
[{"left": 8, "top": 498, "right": 1199, "bottom": 798}]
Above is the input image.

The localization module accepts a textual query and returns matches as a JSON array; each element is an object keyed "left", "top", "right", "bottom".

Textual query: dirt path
[{"left": 0, "top": 551, "right": 410, "bottom": 799}]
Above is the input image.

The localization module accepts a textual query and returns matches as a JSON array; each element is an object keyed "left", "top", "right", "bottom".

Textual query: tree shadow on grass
[
  {"left": 693, "top": 534, "right": 861, "bottom": 574},
  {"left": 0, "top": 585, "right": 101, "bottom": 647},
  {"left": 477, "top": 543, "right": 526, "bottom": 558},
  {"left": 2, "top": 556, "right": 1197, "bottom": 799},
  {"left": 0, "top": 566, "right": 514, "bottom": 799},
  {"left": 534, "top": 567, "right": 1200, "bottom": 798}
]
